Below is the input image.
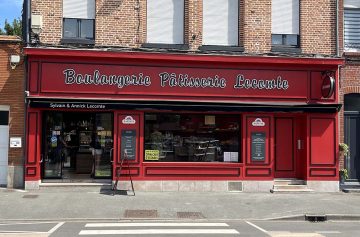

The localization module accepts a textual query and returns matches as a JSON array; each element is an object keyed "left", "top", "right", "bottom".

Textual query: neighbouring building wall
[
  {"left": 338, "top": 0, "right": 360, "bottom": 170},
  {"left": 0, "top": 36, "right": 25, "bottom": 188}
]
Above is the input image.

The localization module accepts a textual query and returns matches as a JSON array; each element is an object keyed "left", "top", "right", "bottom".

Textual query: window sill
[
  {"left": 61, "top": 38, "right": 95, "bottom": 45},
  {"left": 199, "top": 45, "right": 244, "bottom": 52},
  {"left": 343, "top": 51, "right": 360, "bottom": 57},
  {"left": 271, "top": 46, "right": 301, "bottom": 54},
  {"left": 141, "top": 43, "right": 189, "bottom": 50}
]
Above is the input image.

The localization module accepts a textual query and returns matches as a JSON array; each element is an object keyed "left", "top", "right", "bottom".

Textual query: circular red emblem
[{"left": 321, "top": 75, "right": 335, "bottom": 98}]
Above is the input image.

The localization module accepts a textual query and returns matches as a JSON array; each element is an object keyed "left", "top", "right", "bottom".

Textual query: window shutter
[
  {"left": 345, "top": 0, "right": 360, "bottom": 8},
  {"left": 272, "top": 0, "right": 299, "bottom": 35},
  {"left": 203, "top": 0, "right": 238, "bottom": 46},
  {"left": 63, "top": 0, "right": 95, "bottom": 19},
  {"left": 344, "top": 8, "right": 360, "bottom": 49},
  {"left": 147, "top": 0, "right": 184, "bottom": 44}
]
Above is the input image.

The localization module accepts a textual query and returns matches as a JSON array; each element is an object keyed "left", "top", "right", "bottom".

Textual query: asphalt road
[{"left": 0, "top": 220, "right": 359, "bottom": 237}]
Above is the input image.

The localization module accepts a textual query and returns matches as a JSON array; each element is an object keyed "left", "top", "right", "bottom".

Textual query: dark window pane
[
  {"left": 272, "top": 34, "right": 282, "bottom": 45},
  {"left": 63, "top": 18, "right": 78, "bottom": 38},
  {"left": 272, "top": 34, "right": 299, "bottom": 47},
  {"left": 285, "top": 34, "right": 298, "bottom": 46},
  {"left": 80, "top": 19, "right": 94, "bottom": 39},
  {"left": 0, "top": 111, "right": 9, "bottom": 125}
]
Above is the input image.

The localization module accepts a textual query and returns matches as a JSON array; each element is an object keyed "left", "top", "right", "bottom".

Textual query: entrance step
[
  {"left": 273, "top": 178, "right": 306, "bottom": 186},
  {"left": 271, "top": 179, "right": 313, "bottom": 193},
  {"left": 39, "top": 180, "right": 112, "bottom": 190},
  {"left": 341, "top": 182, "right": 360, "bottom": 193}
]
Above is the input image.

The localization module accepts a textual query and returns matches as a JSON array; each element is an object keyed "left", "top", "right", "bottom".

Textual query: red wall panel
[
  {"left": 310, "top": 118, "right": 336, "bottom": 166},
  {"left": 29, "top": 61, "right": 39, "bottom": 93},
  {"left": 114, "top": 113, "right": 141, "bottom": 180},
  {"left": 26, "top": 112, "right": 38, "bottom": 165},
  {"left": 246, "top": 116, "right": 271, "bottom": 165},
  {"left": 145, "top": 167, "right": 240, "bottom": 176},
  {"left": 275, "top": 118, "right": 294, "bottom": 172},
  {"left": 310, "top": 168, "right": 336, "bottom": 177},
  {"left": 310, "top": 71, "right": 336, "bottom": 101},
  {"left": 25, "top": 111, "right": 41, "bottom": 180},
  {"left": 245, "top": 168, "right": 271, "bottom": 176}
]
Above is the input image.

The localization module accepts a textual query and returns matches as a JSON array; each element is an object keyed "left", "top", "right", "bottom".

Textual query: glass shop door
[
  {"left": 42, "top": 112, "right": 64, "bottom": 178},
  {"left": 93, "top": 113, "right": 113, "bottom": 178}
]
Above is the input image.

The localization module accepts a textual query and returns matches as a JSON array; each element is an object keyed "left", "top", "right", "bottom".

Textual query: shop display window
[{"left": 144, "top": 114, "right": 240, "bottom": 163}]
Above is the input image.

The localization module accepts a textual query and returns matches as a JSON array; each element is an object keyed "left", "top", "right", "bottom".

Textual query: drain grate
[
  {"left": 124, "top": 209, "right": 158, "bottom": 218},
  {"left": 305, "top": 214, "right": 327, "bottom": 222},
  {"left": 22, "top": 194, "right": 39, "bottom": 199},
  {"left": 177, "top": 211, "right": 205, "bottom": 219}
]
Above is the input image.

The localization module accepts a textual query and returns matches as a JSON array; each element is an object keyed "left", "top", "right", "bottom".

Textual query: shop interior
[
  {"left": 144, "top": 114, "right": 240, "bottom": 162},
  {"left": 42, "top": 112, "right": 113, "bottom": 181}
]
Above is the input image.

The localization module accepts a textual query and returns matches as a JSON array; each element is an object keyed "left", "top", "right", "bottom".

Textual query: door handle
[
  {"left": 297, "top": 140, "right": 303, "bottom": 150},
  {"left": 110, "top": 148, "right": 114, "bottom": 163},
  {"left": 40, "top": 154, "right": 44, "bottom": 163}
]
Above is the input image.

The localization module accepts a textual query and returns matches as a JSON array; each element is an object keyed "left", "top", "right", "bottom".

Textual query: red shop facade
[{"left": 24, "top": 48, "right": 343, "bottom": 192}]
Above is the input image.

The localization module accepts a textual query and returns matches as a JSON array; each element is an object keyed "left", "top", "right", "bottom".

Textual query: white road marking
[
  {"left": 316, "top": 231, "right": 341, "bottom": 234},
  {"left": 0, "top": 231, "right": 47, "bottom": 233},
  {"left": 79, "top": 229, "right": 239, "bottom": 235},
  {"left": 245, "top": 221, "right": 271, "bottom": 236},
  {"left": 0, "top": 231, "right": 49, "bottom": 237},
  {"left": 0, "top": 188, "right": 27, "bottom": 193},
  {"left": 86, "top": 222, "right": 229, "bottom": 227},
  {"left": 47, "top": 222, "right": 65, "bottom": 234},
  {"left": 0, "top": 222, "right": 58, "bottom": 226},
  {"left": 269, "top": 233, "right": 324, "bottom": 237}
]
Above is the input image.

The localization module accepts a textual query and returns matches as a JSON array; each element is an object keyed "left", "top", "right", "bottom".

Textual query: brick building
[
  {"left": 23, "top": 0, "right": 343, "bottom": 192},
  {"left": 0, "top": 35, "right": 25, "bottom": 188},
  {"left": 339, "top": 0, "right": 360, "bottom": 183}
]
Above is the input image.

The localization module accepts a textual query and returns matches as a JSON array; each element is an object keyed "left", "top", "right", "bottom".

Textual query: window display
[{"left": 144, "top": 114, "right": 240, "bottom": 162}]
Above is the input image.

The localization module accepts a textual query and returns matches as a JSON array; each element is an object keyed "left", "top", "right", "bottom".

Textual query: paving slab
[{"left": 1, "top": 187, "right": 360, "bottom": 221}]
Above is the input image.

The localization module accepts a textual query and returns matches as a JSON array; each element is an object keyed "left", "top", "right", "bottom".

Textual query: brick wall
[
  {"left": 31, "top": 0, "right": 337, "bottom": 55},
  {"left": 0, "top": 37, "right": 25, "bottom": 167},
  {"left": 31, "top": 0, "right": 62, "bottom": 45},
  {"left": 96, "top": 0, "right": 144, "bottom": 47},
  {"left": 243, "top": 0, "right": 271, "bottom": 53},
  {"left": 301, "top": 0, "right": 337, "bottom": 55}
]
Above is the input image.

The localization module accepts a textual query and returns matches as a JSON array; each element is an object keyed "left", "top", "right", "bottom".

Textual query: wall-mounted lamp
[
  {"left": 9, "top": 55, "right": 20, "bottom": 69},
  {"left": 31, "top": 14, "right": 43, "bottom": 43}
]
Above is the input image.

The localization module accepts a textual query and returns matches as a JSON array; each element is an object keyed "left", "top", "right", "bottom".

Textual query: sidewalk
[{"left": 1, "top": 186, "right": 360, "bottom": 221}]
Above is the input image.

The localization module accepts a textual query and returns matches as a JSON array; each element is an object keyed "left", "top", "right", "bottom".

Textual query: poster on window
[{"left": 145, "top": 150, "right": 160, "bottom": 161}]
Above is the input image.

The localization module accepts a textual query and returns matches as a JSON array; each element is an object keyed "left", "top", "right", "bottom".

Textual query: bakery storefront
[{"left": 24, "top": 48, "right": 343, "bottom": 192}]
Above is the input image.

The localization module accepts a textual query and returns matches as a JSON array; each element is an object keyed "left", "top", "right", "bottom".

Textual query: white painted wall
[{"left": 0, "top": 125, "right": 9, "bottom": 186}]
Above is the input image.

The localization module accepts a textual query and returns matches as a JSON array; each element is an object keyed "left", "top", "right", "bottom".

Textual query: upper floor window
[
  {"left": 202, "top": 0, "right": 239, "bottom": 46},
  {"left": 62, "top": 0, "right": 95, "bottom": 43},
  {"left": 271, "top": 0, "right": 299, "bottom": 48},
  {"left": 344, "top": 0, "right": 360, "bottom": 52},
  {"left": 146, "top": 0, "right": 184, "bottom": 45}
]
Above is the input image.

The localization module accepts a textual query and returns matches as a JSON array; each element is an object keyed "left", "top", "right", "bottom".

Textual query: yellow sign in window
[{"left": 145, "top": 150, "right": 160, "bottom": 160}]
